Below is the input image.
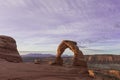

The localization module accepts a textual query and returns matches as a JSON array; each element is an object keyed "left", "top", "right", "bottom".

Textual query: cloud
[{"left": 0, "top": 0, "right": 120, "bottom": 54}]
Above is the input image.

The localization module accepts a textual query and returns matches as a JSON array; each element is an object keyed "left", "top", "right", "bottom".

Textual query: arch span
[{"left": 51, "top": 40, "right": 87, "bottom": 67}]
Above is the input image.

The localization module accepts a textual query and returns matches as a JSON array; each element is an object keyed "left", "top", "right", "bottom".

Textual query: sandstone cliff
[
  {"left": 0, "top": 35, "right": 22, "bottom": 62},
  {"left": 85, "top": 55, "right": 120, "bottom": 64}
]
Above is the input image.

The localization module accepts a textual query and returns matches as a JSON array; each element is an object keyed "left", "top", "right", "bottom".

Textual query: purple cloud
[{"left": 0, "top": 0, "right": 120, "bottom": 54}]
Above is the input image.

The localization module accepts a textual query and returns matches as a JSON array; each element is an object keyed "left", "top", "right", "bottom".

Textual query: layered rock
[
  {"left": 50, "top": 40, "right": 92, "bottom": 79},
  {"left": 85, "top": 55, "right": 120, "bottom": 64},
  {"left": 0, "top": 35, "right": 22, "bottom": 62}
]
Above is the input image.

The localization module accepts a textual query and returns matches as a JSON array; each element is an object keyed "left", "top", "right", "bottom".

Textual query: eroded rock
[
  {"left": 50, "top": 40, "right": 93, "bottom": 79},
  {"left": 0, "top": 35, "right": 22, "bottom": 62},
  {"left": 51, "top": 40, "right": 87, "bottom": 67},
  {"left": 86, "top": 55, "right": 120, "bottom": 64}
]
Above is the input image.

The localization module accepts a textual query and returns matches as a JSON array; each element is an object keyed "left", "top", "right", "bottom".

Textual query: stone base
[
  {"left": 73, "top": 57, "right": 88, "bottom": 67},
  {"left": 50, "top": 57, "right": 63, "bottom": 66}
]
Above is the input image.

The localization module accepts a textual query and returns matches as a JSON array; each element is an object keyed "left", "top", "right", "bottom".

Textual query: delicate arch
[{"left": 51, "top": 40, "right": 87, "bottom": 67}]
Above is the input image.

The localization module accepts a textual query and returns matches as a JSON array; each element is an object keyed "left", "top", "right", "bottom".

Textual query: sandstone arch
[{"left": 51, "top": 40, "right": 87, "bottom": 67}]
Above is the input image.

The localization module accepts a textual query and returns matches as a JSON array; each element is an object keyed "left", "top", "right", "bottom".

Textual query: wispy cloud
[{"left": 0, "top": 0, "right": 120, "bottom": 54}]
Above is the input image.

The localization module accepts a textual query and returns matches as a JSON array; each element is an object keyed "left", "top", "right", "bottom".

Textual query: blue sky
[{"left": 0, "top": 0, "right": 120, "bottom": 55}]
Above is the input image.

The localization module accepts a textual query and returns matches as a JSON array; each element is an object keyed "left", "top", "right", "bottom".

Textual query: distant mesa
[
  {"left": 86, "top": 55, "right": 120, "bottom": 64},
  {"left": 0, "top": 35, "right": 22, "bottom": 62}
]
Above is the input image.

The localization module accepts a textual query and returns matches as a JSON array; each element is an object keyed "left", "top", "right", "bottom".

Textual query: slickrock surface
[
  {"left": 0, "top": 61, "right": 119, "bottom": 80},
  {"left": 0, "top": 62, "right": 93, "bottom": 80}
]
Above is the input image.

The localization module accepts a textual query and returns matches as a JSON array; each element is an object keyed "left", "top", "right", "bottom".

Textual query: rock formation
[
  {"left": 85, "top": 55, "right": 120, "bottom": 64},
  {"left": 0, "top": 35, "right": 22, "bottom": 62},
  {"left": 34, "top": 59, "right": 41, "bottom": 64},
  {"left": 51, "top": 40, "right": 87, "bottom": 66},
  {"left": 50, "top": 40, "right": 92, "bottom": 79}
]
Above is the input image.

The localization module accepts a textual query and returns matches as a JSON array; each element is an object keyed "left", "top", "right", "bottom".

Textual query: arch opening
[{"left": 51, "top": 40, "right": 88, "bottom": 67}]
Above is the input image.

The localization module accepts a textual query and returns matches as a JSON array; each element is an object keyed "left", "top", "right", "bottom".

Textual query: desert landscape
[
  {"left": 0, "top": 0, "right": 120, "bottom": 80},
  {"left": 0, "top": 35, "right": 120, "bottom": 80},
  {"left": 22, "top": 55, "right": 120, "bottom": 80}
]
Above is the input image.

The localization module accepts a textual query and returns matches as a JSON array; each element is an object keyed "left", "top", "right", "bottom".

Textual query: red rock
[
  {"left": 50, "top": 40, "right": 92, "bottom": 79},
  {"left": 51, "top": 40, "right": 87, "bottom": 66},
  {"left": 0, "top": 35, "right": 22, "bottom": 62},
  {"left": 85, "top": 55, "right": 120, "bottom": 64}
]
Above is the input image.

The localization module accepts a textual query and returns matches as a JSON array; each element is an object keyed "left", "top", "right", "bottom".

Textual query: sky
[{"left": 0, "top": 0, "right": 120, "bottom": 55}]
